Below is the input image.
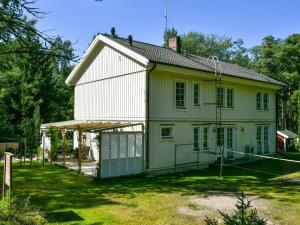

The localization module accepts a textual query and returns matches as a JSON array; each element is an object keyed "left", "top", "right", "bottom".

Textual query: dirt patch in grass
[{"left": 178, "top": 193, "right": 273, "bottom": 223}]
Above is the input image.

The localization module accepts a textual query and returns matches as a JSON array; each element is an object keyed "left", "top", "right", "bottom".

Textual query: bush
[
  {"left": 205, "top": 192, "right": 267, "bottom": 225},
  {"left": 0, "top": 196, "right": 46, "bottom": 225}
]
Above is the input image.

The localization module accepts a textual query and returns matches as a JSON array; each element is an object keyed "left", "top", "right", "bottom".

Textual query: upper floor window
[
  {"left": 193, "top": 83, "right": 200, "bottom": 106},
  {"left": 256, "top": 93, "right": 262, "bottom": 110},
  {"left": 217, "top": 87, "right": 234, "bottom": 108},
  {"left": 256, "top": 92, "right": 268, "bottom": 110},
  {"left": 263, "top": 93, "right": 268, "bottom": 110},
  {"left": 175, "top": 81, "right": 186, "bottom": 109},
  {"left": 227, "top": 89, "right": 234, "bottom": 108},
  {"left": 217, "top": 87, "right": 225, "bottom": 107}
]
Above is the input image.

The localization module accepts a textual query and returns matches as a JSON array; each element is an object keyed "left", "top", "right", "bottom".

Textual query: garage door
[{"left": 101, "top": 132, "right": 143, "bottom": 178}]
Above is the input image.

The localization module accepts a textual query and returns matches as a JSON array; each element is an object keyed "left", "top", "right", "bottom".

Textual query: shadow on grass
[
  {"left": 45, "top": 210, "right": 84, "bottom": 223},
  {"left": 0, "top": 157, "right": 299, "bottom": 213}
]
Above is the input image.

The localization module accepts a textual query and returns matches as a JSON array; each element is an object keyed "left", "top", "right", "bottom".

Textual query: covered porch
[{"left": 40, "top": 120, "right": 145, "bottom": 178}]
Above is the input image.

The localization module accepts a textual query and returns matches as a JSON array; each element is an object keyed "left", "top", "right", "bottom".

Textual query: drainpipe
[
  {"left": 145, "top": 63, "right": 157, "bottom": 169},
  {"left": 275, "top": 91, "right": 279, "bottom": 152}
]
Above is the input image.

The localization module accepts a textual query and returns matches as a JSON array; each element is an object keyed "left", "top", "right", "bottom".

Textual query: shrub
[
  {"left": 205, "top": 192, "right": 267, "bottom": 225},
  {"left": 0, "top": 196, "right": 46, "bottom": 225}
]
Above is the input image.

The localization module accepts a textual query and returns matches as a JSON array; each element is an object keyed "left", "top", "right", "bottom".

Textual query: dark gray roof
[{"left": 104, "top": 35, "right": 283, "bottom": 86}]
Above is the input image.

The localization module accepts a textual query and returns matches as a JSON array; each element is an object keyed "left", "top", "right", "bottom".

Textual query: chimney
[{"left": 168, "top": 36, "right": 181, "bottom": 53}]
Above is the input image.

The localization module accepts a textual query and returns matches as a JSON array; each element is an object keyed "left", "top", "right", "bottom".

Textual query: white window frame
[
  {"left": 175, "top": 80, "right": 187, "bottom": 110},
  {"left": 217, "top": 87, "right": 225, "bottom": 108},
  {"left": 217, "top": 86, "right": 235, "bottom": 108},
  {"left": 256, "top": 125, "right": 270, "bottom": 154},
  {"left": 263, "top": 93, "right": 269, "bottom": 110},
  {"left": 256, "top": 91, "right": 269, "bottom": 111},
  {"left": 193, "top": 81, "right": 201, "bottom": 107},
  {"left": 194, "top": 126, "right": 210, "bottom": 150},
  {"left": 226, "top": 88, "right": 234, "bottom": 108},
  {"left": 160, "top": 126, "right": 174, "bottom": 140}
]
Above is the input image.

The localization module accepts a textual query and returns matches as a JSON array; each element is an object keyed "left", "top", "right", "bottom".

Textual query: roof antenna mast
[{"left": 164, "top": 0, "right": 168, "bottom": 33}]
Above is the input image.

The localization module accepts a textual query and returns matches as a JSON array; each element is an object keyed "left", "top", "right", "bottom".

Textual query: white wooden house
[{"left": 42, "top": 34, "right": 283, "bottom": 177}]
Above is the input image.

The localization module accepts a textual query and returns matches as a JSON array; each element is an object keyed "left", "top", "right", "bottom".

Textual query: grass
[{"left": 0, "top": 152, "right": 300, "bottom": 225}]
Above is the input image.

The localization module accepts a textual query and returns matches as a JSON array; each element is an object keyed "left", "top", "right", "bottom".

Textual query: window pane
[
  {"left": 119, "top": 134, "right": 127, "bottom": 158},
  {"left": 102, "top": 135, "right": 110, "bottom": 160},
  {"left": 217, "top": 88, "right": 224, "bottom": 107},
  {"left": 217, "top": 128, "right": 224, "bottom": 147},
  {"left": 194, "top": 128, "right": 199, "bottom": 149},
  {"left": 110, "top": 134, "right": 119, "bottom": 159},
  {"left": 161, "top": 127, "right": 173, "bottom": 139},
  {"left": 135, "top": 134, "right": 143, "bottom": 157},
  {"left": 256, "top": 93, "right": 262, "bottom": 110},
  {"left": 194, "top": 84, "right": 200, "bottom": 106},
  {"left": 227, "top": 89, "right": 233, "bottom": 107},
  {"left": 128, "top": 134, "right": 135, "bottom": 157},
  {"left": 264, "top": 127, "right": 269, "bottom": 153},
  {"left": 176, "top": 82, "right": 186, "bottom": 108},
  {"left": 256, "top": 126, "right": 262, "bottom": 154},
  {"left": 263, "top": 93, "right": 268, "bottom": 110},
  {"left": 203, "top": 127, "right": 208, "bottom": 149},
  {"left": 227, "top": 128, "right": 233, "bottom": 149}
]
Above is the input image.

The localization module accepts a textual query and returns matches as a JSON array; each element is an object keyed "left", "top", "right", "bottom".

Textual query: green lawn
[{"left": 1, "top": 152, "right": 300, "bottom": 225}]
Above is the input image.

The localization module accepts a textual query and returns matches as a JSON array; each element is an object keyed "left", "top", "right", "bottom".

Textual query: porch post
[
  {"left": 77, "top": 130, "right": 83, "bottom": 173},
  {"left": 97, "top": 131, "right": 102, "bottom": 178},
  {"left": 62, "top": 129, "right": 67, "bottom": 167},
  {"left": 42, "top": 132, "right": 45, "bottom": 167}
]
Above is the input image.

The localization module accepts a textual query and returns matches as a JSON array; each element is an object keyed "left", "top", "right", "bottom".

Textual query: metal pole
[
  {"left": 174, "top": 145, "right": 177, "bottom": 173},
  {"left": 197, "top": 149, "right": 199, "bottom": 170},
  {"left": 2, "top": 154, "right": 6, "bottom": 198},
  {"left": 24, "top": 138, "right": 26, "bottom": 167},
  {"left": 19, "top": 139, "right": 22, "bottom": 167},
  {"left": 97, "top": 132, "right": 102, "bottom": 178},
  {"left": 78, "top": 130, "right": 82, "bottom": 174},
  {"left": 42, "top": 133, "right": 45, "bottom": 167},
  {"left": 220, "top": 145, "right": 224, "bottom": 178},
  {"left": 62, "top": 130, "right": 67, "bottom": 167}
]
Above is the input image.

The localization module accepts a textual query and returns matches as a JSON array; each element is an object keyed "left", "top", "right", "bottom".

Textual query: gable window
[
  {"left": 161, "top": 126, "right": 174, "bottom": 140},
  {"left": 256, "top": 93, "right": 262, "bottom": 110},
  {"left": 227, "top": 89, "right": 234, "bottom": 108},
  {"left": 193, "top": 83, "right": 201, "bottom": 106},
  {"left": 263, "top": 93, "right": 268, "bottom": 110},
  {"left": 217, "top": 87, "right": 225, "bottom": 107},
  {"left": 175, "top": 81, "right": 186, "bottom": 109}
]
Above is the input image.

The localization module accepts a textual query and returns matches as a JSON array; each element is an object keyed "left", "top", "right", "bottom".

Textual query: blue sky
[{"left": 35, "top": 0, "right": 300, "bottom": 56}]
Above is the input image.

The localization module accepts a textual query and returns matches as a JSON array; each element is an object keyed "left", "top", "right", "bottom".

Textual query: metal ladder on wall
[{"left": 209, "top": 56, "right": 225, "bottom": 177}]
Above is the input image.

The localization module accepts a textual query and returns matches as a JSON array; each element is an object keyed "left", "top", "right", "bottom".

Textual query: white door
[{"left": 101, "top": 132, "right": 143, "bottom": 178}]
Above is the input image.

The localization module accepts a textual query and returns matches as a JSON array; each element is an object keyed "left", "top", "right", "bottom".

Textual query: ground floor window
[
  {"left": 160, "top": 126, "right": 174, "bottom": 140},
  {"left": 194, "top": 126, "right": 210, "bottom": 150},
  {"left": 256, "top": 126, "right": 269, "bottom": 154},
  {"left": 216, "top": 127, "right": 225, "bottom": 147}
]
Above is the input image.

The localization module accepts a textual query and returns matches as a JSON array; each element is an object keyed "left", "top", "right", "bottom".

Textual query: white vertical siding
[
  {"left": 149, "top": 69, "right": 276, "bottom": 122},
  {"left": 147, "top": 69, "right": 277, "bottom": 170},
  {"left": 74, "top": 44, "right": 147, "bottom": 121}
]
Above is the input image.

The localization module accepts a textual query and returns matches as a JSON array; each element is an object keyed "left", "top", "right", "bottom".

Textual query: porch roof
[{"left": 40, "top": 120, "right": 142, "bottom": 132}]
